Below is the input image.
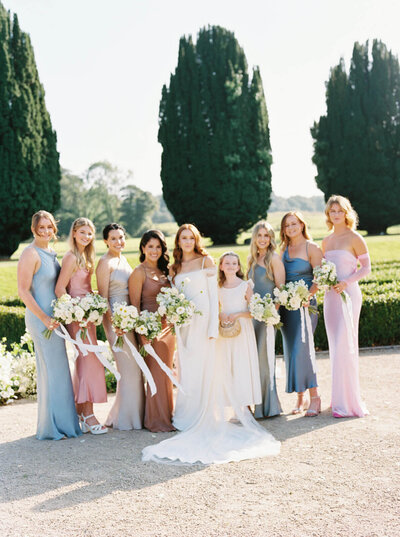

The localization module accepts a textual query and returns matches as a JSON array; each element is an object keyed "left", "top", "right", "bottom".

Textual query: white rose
[
  {"left": 176, "top": 306, "right": 185, "bottom": 315},
  {"left": 74, "top": 306, "right": 85, "bottom": 321},
  {"left": 158, "top": 305, "right": 167, "bottom": 316}
]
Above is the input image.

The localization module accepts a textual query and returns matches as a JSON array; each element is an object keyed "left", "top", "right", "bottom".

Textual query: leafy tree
[
  {"left": 159, "top": 26, "right": 272, "bottom": 244},
  {"left": 119, "top": 185, "right": 157, "bottom": 237},
  {"left": 311, "top": 40, "right": 400, "bottom": 234},
  {"left": 0, "top": 4, "right": 60, "bottom": 257}
]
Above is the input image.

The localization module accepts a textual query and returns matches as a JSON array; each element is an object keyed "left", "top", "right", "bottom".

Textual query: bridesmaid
[
  {"left": 96, "top": 223, "right": 144, "bottom": 430},
  {"left": 17, "top": 211, "right": 81, "bottom": 440},
  {"left": 322, "top": 195, "right": 370, "bottom": 418},
  {"left": 56, "top": 217, "right": 108, "bottom": 434},
  {"left": 247, "top": 221, "right": 285, "bottom": 418},
  {"left": 280, "top": 212, "right": 323, "bottom": 417},
  {"left": 128, "top": 229, "right": 175, "bottom": 432}
]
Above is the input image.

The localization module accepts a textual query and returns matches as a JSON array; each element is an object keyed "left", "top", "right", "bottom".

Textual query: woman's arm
[
  {"left": 308, "top": 242, "right": 323, "bottom": 296},
  {"left": 55, "top": 252, "right": 77, "bottom": 298},
  {"left": 96, "top": 257, "right": 112, "bottom": 324},
  {"left": 335, "top": 234, "right": 370, "bottom": 292},
  {"left": 272, "top": 254, "right": 285, "bottom": 288},
  {"left": 128, "top": 265, "right": 145, "bottom": 312},
  {"left": 17, "top": 248, "right": 54, "bottom": 329}
]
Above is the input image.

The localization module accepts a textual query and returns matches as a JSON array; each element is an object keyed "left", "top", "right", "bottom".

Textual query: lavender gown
[{"left": 324, "top": 250, "right": 368, "bottom": 417}]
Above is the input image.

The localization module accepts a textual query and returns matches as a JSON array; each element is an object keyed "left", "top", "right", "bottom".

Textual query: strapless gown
[
  {"left": 249, "top": 264, "right": 282, "bottom": 418},
  {"left": 140, "top": 271, "right": 175, "bottom": 432},
  {"left": 24, "top": 246, "right": 81, "bottom": 440},
  {"left": 103, "top": 256, "right": 144, "bottom": 429},
  {"left": 324, "top": 250, "right": 368, "bottom": 417},
  {"left": 280, "top": 247, "right": 318, "bottom": 393},
  {"left": 66, "top": 268, "right": 107, "bottom": 404}
]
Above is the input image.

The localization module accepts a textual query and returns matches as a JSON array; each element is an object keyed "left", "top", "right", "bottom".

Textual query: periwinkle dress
[
  {"left": 249, "top": 264, "right": 282, "bottom": 418},
  {"left": 324, "top": 250, "right": 368, "bottom": 417},
  {"left": 24, "top": 247, "right": 81, "bottom": 440},
  {"left": 103, "top": 256, "right": 144, "bottom": 430},
  {"left": 281, "top": 245, "right": 318, "bottom": 393},
  {"left": 140, "top": 272, "right": 175, "bottom": 432},
  {"left": 66, "top": 268, "right": 107, "bottom": 404}
]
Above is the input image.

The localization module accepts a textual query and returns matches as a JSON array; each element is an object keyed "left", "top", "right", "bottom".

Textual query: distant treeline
[{"left": 268, "top": 194, "right": 324, "bottom": 213}]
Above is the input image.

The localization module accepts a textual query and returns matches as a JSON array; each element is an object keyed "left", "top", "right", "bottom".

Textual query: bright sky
[{"left": 3, "top": 0, "right": 400, "bottom": 197}]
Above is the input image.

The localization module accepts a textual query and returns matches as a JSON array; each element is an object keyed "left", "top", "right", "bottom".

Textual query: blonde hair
[
  {"left": 68, "top": 217, "right": 96, "bottom": 272},
  {"left": 247, "top": 221, "right": 276, "bottom": 281},
  {"left": 325, "top": 195, "right": 358, "bottom": 231},
  {"left": 218, "top": 251, "right": 244, "bottom": 287},
  {"left": 171, "top": 224, "right": 208, "bottom": 278},
  {"left": 31, "top": 210, "right": 58, "bottom": 241},
  {"left": 280, "top": 211, "right": 311, "bottom": 251}
]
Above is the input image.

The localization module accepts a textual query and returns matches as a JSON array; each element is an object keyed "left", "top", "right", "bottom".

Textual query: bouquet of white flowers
[
  {"left": 78, "top": 292, "right": 108, "bottom": 340},
  {"left": 111, "top": 302, "right": 139, "bottom": 348},
  {"left": 313, "top": 259, "right": 347, "bottom": 303},
  {"left": 273, "top": 280, "right": 317, "bottom": 314},
  {"left": 249, "top": 293, "right": 281, "bottom": 327},
  {"left": 42, "top": 293, "right": 79, "bottom": 339},
  {"left": 156, "top": 284, "right": 200, "bottom": 333},
  {"left": 134, "top": 310, "right": 162, "bottom": 342}
]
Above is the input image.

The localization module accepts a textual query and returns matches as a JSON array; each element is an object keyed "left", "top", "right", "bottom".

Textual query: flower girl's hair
[
  {"left": 247, "top": 221, "right": 276, "bottom": 281},
  {"left": 218, "top": 251, "right": 244, "bottom": 287},
  {"left": 280, "top": 211, "right": 311, "bottom": 251},
  {"left": 68, "top": 217, "right": 96, "bottom": 273},
  {"left": 171, "top": 224, "right": 208, "bottom": 278},
  {"left": 325, "top": 195, "right": 358, "bottom": 231}
]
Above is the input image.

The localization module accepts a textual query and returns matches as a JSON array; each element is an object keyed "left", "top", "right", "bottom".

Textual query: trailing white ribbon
[
  {"left": 112, "top": 334, "right": 157, "bottom": 396},
  {"left": 266, "top": 324, "right": 276, "bottom": 390},
  {"left": 53, "top": 325, "right": 121, "bottom": 380},
  {"left": 299, "top": 307, "right": 317, "bottom": 374},
  {"left": 340, "top": 291, "right": 355, "bottom": 354},
  {"left": 143, "top": 343, "right": 186, "bottom": 394}
]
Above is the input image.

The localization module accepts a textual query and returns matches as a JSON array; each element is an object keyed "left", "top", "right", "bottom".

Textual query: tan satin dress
[{"left": 140, "top": 272, "right": 176, "bottom": 432}]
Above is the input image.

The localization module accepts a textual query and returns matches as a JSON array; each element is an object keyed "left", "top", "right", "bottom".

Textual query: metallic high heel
[
  {"left": 291, "top": 393, "right": 308, "bottom": 414},
  {"left": 80, "top": 413, "right": 108, "bottom": 434},
  {"left": 305, "top": 396, "right": 321, "bottom": 417}
]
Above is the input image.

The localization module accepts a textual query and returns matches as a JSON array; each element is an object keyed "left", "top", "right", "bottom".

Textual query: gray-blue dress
[
  {"left": 280, "top": 246, "right": 318, "bottom": 393},
  {"left": 249, "top": 264, "right": 282, "bottom": 418},
  {"left": 24, "top": 247, "right": 81, "bottom": 440}
]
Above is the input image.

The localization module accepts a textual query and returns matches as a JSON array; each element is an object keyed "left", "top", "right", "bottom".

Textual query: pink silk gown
[
  {"left": 324, "top": 250, "right": 369, "bottom": 418},
  {"left": 66, "top": 268, "right": 107, "bottom": 404}
]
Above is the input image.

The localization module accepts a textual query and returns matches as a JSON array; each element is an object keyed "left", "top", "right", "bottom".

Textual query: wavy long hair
[
  {"left": 31, "top": 210, "right": 58, "bottom": 242},
  {"left": 218, "top": 251, "right": 244, "bottom": 287},
  {"left": 171, "top": 224, "right": 208, "bottom": 278},
  {"left": 325, "top": 194, "right": 358, "bottom": 231},
  {"left": 247, "top": 221, "right": 276, "bottom": 281},
  {"left": 280, "top": 211, "right": 311, "bottom": 251},
  {"left": 139, "top": 229, "right": 169, "bottom": 277},
  {"left": 68, "top": 217, "right": 96, "bottom": 273}
]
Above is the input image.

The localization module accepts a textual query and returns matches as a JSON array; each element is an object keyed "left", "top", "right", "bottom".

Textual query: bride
[{"left": 142, "top": 224, "right": 280, "bottom": 464}]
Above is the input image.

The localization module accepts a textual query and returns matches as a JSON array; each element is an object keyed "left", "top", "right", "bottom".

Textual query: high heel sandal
[
  {"left": 80, "top": 414, "right": 108, "bottom": 434},
  {"left": 305, "top": 396, "right": 321, "bottom": 417},
  {"left": 291, "top": 394, "right": 308, "bottom": 415}
]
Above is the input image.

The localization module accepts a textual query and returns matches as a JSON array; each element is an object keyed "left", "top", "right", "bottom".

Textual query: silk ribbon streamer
[
  {"left": 340, "top": 292, "right": 355, "bottom": 354},
  {"left": 112, "top": 334, "right": 157, "bottom": 396},
  {"left": 266, "top": 324, "right": 276, "bottom": 391},
  {"left": 143, "top": 343, "right": 186, "bottom": 394},
  {"left": 299, "top": 307, "right": 317, "bottom": 373},
  {"left": 53, "top": 324, "right": 121, "bottom": 380}
]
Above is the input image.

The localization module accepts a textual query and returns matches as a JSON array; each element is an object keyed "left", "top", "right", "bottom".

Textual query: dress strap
[
  {"left": 201, "top": 256, "right": 206, "bottom": 270},
  {"left": 305, "top": 241, "right": 309, "bottom": 256}
]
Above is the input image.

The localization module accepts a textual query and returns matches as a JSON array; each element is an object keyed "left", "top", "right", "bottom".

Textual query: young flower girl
[{"left": 217, "top": 251, "right": 262, "bottom": 408}]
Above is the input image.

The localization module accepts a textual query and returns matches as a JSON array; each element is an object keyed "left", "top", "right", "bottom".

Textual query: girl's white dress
[
  {"left": 217, "top": 280, "right": 262, "bottom": 407},
  {"left": 142, "top": 266, "right": 280, "bottom": 465}
]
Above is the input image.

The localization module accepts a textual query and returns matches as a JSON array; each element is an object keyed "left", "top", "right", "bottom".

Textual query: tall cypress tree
[
  {"left": 159, "top": 26, "right": 272, "bottom": 244},
  {"left": 311, "top": 40, "right": 400, "bottom": 234},
  {"left": 0, "top": 3, "right": 60, "bottom": 257}
]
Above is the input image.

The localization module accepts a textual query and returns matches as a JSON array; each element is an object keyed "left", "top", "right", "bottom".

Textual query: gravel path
[{"left": 1, "top": 348, "right": 399, "bottom": 537}]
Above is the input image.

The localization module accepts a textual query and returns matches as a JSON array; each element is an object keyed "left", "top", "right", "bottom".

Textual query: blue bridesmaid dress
[
  {"left": 249, "top": 264, "right": 282, "bottom": 418},
  {"left": 24, "top": 247, "right": 82, "bottom": 440},
  {"left": 280, "top": 245, "right": 318, "bottom": 393}
]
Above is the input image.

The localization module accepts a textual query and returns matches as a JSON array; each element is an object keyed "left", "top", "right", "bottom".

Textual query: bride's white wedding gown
[{"left": 142, "top": 264, "right": 280, "bottom": 464}]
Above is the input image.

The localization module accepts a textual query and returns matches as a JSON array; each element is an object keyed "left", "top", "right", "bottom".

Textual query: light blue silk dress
[
  {"left": 280, "top": 245, "right": 318, "bottom": 393},
  {"left": 249, "top": 264, "right": 282, "bottom": 418},
  {"left": 24, "top": 247, "right": 81, "bottom": 440}
]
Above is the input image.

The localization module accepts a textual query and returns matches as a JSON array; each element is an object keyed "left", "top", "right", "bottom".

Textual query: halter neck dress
[
  {"left": 24, "top": 246, "right": 81, "bottom": 440},
  {"left": 103, "top": 255, "right": 144, "bottom": 430}
]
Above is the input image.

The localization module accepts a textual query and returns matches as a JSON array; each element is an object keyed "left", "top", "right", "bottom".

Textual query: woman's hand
[
  {"left": 333, "top": 281, "right": 347, "bottom": 294},
  {"left": 44, "top": 316, "right": 60, "bottom": 331},
  {"left": 219, "top": 312, "right": 229, "bottom": 324},
  {"left": 113, "top": 327, "right": 125, "bottom": 337},
  {"left": 141, "top": 335, "right": 150, "bottom": 346},
  {"left": 226, "top": 313, "right": 239, "bottom": 323}
]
